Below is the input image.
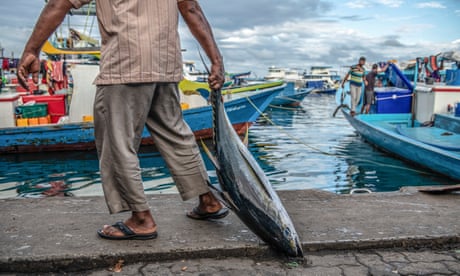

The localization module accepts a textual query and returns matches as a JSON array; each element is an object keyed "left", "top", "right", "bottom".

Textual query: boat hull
[
  {"left": 313, "top": 88, "right": 337, "bottom": 95},
  {"left": 270, "top": 88, "right": 312, "bottom": 107},
  {"left": 0, "top": 88, "right": 281, "bottom": 153},
  {"left": 342, "top": 110, "right": 460, "bottom": 180}
]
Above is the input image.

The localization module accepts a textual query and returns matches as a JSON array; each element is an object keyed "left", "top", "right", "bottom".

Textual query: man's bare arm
[
  {"left": 178, "top": 0, "right": 224, "bottom": 90},
  {"left": 18, "top": 0, "right": 73, "bottom": 89}
]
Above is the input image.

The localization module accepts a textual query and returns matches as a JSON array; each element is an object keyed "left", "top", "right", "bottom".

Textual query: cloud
[
  {"left": 340, "top": 15, "right": 373, "bottom": 21},
  {"left": 346, "top": 0, "right": 403, "bottom": 9},
  {"left": 1, "top": 0, "right": 458, "bottom": 78},
  {"left": 416, "top": 2, "right": 447, "bottom": 9},
  {"left": 394, "top": 23, "right": 434, "bottom": 34},
  {"left": 377, "top": 0, "right": 404, "bottom": 8},
  {"left": 382, "top": 38, "right": 407, "bottom": 48},
  {"left": 201, "top": 0, "right": 334, "bottom": 30},
  {"left": 345, "top": 0, "right": 370, "bottom": 9},
  {"left": 455, "top": 9, "right": 460, "bottom": 15}
]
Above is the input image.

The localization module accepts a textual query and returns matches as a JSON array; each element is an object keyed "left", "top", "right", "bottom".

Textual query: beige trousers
[
  {"left": 93, "top": 83, "right": 210, "bottom": 214},
  {"left": 350, "top": 84, "right": 362, "bottom": 112}
]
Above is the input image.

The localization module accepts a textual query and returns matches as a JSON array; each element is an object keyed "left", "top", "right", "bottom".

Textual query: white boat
[
  {"left": 263, "top": 66, "right": 307, "bottom": 90},
  {"left": 182, "top": 61, "right": 208, "bottom": 82}
]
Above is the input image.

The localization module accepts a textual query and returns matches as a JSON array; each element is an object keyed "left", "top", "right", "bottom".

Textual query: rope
[
  {"left": 244, "top": 96, "right": 436, "bottom": 176},
  {"left": 83, "top": 3, "right": 91, "bottom": 34},
  {"left": 268, "top": 104, "right": 300, "bottom": 111},
  {"left": 274, "top": 95, "right": 302, "bottom": 103}
]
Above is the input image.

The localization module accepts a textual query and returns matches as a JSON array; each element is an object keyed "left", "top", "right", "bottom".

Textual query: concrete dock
[{"left": 1, "top": 188, "right": 459, "bottom": 274}]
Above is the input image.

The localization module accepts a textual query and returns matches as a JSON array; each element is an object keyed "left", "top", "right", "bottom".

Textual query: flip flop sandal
[
  {"left": 97, "top": 221, "right": 158, "bottom": 240},
  {"left": 186, "top": 207, "right": 230, "bottom": 220}
]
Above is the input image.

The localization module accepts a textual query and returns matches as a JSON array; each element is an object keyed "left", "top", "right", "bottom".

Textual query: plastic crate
[
  {"left": 375, "top": 87, "right": 412, "bottom": 114},
  {"left": 22, "top": 95, "right": 66, "bottom": 123},
  {"left": 16, "top": 103, "right": 48, "bottom": 118}
]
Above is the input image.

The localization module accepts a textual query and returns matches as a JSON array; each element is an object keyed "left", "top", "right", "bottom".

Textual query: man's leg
[
  {"left": 350, "top": 85, "right": 357, "bottom": 115},
  {"left": 144, "top": 83, "right": 225, "bottom": 215},
  {"left": 94, "top": 84, "right": 157, "bottom": 238},
  {"left": 350, "top": 85, "right": 356, "bottom": 113}
]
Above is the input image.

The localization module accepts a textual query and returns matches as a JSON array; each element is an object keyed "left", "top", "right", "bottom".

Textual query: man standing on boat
[
  {"left": 341, "top": 56, "right": 366, "bottom": 116},
  {"left": 17, "top": 0, "right": 227, "bottom": 240},
  {"left": 362, "top": 63, "right": 390, "bottom": 114}
]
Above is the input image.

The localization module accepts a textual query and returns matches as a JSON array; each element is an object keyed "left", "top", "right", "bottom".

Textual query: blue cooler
[{"left": 374, "top": 87, "right": 412, "bottom": 113}]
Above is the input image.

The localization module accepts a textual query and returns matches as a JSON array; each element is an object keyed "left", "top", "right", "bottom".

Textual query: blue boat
[
  {"left": 0, "top": 86, "right": 282, "bottom": 153},
  {"left": 306, "top": 80, "right": 337, "bottom": 95},
  {"left": 270, "top": 82, "right": 313, "bottom": 107},
  {"left": 337, "top": 61, "right": 460, "bottom": 181},
  {"left": 341, "top": 111, "right": 460, "bottom": 181},
  {"left": 223, "top": 81, "right": 311, "bottom": 107}
]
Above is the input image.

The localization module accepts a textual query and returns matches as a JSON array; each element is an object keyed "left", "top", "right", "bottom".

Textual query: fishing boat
[
  {"left": 337, "top": 59, "right": 460, "bottom": 181},
  {"left": 341, "top": 111, "right": 460, "bottom": 181},
  {"left": 303, "top": 66, "right": 340, "bottom": 95},
  {"left": 182, "top": 61, "right": 208, "bottom": 82},
  {"left": 305, "top": 80, "right": 337, "bottom": 95},
  {"left": 264, "top": 66, "right": 303, "bottom": 82},
  {"left": 0, "top": 64, "right": 283, "bottom": 153},
  {"left": 181, "top": 78, "right": 310, "bottom": 107},
  {"left": 269, "top": 82, "right": 313, "bottom": 107}
]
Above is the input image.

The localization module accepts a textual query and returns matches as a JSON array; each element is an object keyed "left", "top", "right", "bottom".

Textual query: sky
[{"left": 0, "top": 0, "right": 459, "bottom": 77}]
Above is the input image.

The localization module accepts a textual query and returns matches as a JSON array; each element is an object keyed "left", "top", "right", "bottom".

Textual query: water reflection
[
  {"left": 247, "top": 95, "right": 451, "bottom": 194},
  {"left": 0, "top": 95, "right": 452, "bottom": 198},
  {"left": 0, "top": 152, "right": 100, "bottom": 198}
]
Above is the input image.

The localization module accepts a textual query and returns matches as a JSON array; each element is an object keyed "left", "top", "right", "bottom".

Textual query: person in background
[
  {"left": 17, "top": 0, "right": 227, "bottom": 240},
  {"left": 362, "top": 63, "right": 390, "bottom": 114},
  {"left": 342, "top": 56, "right": 366, "bottom": 116}
]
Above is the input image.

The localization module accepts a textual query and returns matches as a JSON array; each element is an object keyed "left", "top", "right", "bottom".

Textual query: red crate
[
  {"left": 15, "top": 79, "right": 38, "bottom": 94},
  {"left": 22, "top": 95, "right": 66, "bottom": 123}
]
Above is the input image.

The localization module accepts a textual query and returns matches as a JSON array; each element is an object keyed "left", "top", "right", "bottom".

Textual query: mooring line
[
  {"left": 244, "top": 96, "right": 436, "bottom": 176},
  {"left": 268, "top": 104, "right": 300, "bottom": 111}
]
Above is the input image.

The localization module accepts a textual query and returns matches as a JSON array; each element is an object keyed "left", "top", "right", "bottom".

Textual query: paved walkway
[
  {"left": 1, "top": 187, "right": 459, "bottom": 274},
  {"left": 87, "top": 248, "right": 460, "bottom": 275}
]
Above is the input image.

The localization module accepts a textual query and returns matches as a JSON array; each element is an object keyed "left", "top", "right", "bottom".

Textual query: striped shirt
[
  {"left": 69, "top": 0, "right": 187, "bottom": 85},
  {"left": 348, "top": 65, "right": 365, "bottom": 87}
]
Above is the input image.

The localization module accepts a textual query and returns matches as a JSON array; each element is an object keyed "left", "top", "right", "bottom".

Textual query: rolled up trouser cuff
[
  {"left": 106, "top": 200, "right": 151, "bottom": 214},
  {"left": 172, "top": 172, "right": 210, "bottom": 201}
]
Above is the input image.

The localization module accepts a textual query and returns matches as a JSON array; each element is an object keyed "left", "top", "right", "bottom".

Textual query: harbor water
[{"left": 0, "top": 95, "right": 453, "bottom": 199}]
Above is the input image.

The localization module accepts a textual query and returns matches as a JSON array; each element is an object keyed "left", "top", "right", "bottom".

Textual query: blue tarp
[{"left": 385, "top": 63, "right": 414, "bottom": 91}]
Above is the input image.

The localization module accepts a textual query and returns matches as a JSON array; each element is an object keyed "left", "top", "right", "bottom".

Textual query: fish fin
[
  {"left": 242, "top": 123, "right": 249, "bottom": 147},
  {"left": 207, "top": 182, "right": 238, "bottom": 211},
  {"left": 200, "top": 139, "right": 220, "bottom": 170},
  {"left": 222, "top": 191, "right": 240, "bottom": 211}
]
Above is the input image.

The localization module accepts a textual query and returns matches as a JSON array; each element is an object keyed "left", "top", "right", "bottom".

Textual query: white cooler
[
  {"left": 415, "top": 84, "right": 460, "bottom": 122},
  {"left": 0, "top": 92, "right": 20, "bottom": 128}
]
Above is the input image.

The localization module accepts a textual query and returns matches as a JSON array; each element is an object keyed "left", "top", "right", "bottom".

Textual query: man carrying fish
[{"left": 17, "top": 0, "right": 227, "bottom": 240}]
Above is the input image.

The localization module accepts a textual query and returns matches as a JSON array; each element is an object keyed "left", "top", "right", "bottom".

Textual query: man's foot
[
  {"left": 186, "top": 191, "right": 229, "bottom": 220},
  {"left": 350, "top": 110, "right": 356, "bottom": 116},
  {"left": 187, "top": 206, "right": 229, "bottom": 220},
  {"left": 97, "top": 210, "right": 157, "bottom": 240},
  {"left": 97, "top": 221, "right": 158, "bottom": 240}
]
